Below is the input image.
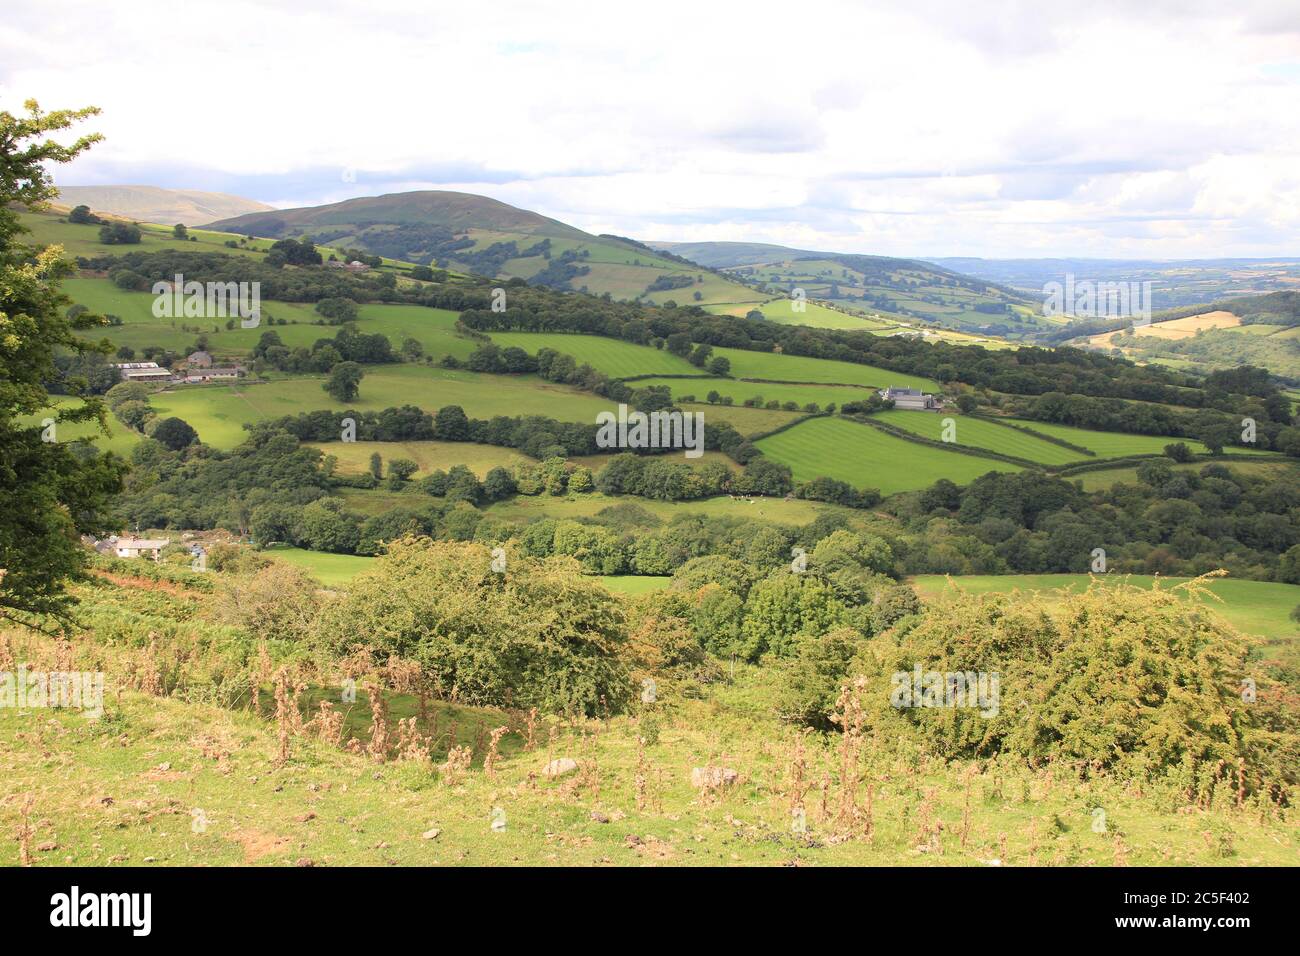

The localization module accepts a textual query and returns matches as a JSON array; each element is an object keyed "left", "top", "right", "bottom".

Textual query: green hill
[
  {"left": 652, "top": 240, "right": 1047, "bottom": 336},
  {"left": 207, "top": 190, "right": 765, "bottom": 308}
]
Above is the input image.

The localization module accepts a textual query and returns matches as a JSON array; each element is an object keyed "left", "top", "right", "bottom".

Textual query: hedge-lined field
[
  {"left": 151, "top": 366, "right": 619, "bottom": 449},
  {"left": 712, "top": 347, "right": 939, "bottom": 391},
  {"left": 874, "top": 411, "right": 1084, "bottom": 466},
  {"left": 634, "top": 376, "right": 874, "bottom": 409},
  {"left": 306, "top": 440, "right": 532, "bottom": 478},
  {"left": 999, "top": 419, "right": 1274, "bottom": 458},
  {"left": 757, "top": 416, "right": 1021, "bottom": 493},
  {"left": 486, "top": 332, "right": 698, "bottom": 378}
]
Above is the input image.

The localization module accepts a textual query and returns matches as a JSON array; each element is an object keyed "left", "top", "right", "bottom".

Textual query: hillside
[
  {"left": 1059, "top": 291, "right": 1300, "bottom": 381},
  {"left": 651, "top": 240, "right": 1047, "bottom": 337},
  {"left": 55, "top": 185, "right": 273, "bottom": 225},
  {"left": 207, "top": 190, "right": 768, "bottom": 309}
]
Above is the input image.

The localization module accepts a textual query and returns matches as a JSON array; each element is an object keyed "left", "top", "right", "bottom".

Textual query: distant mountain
[
  {"left": 207, "top": 190, "right": 756, "bottom": 306},
  {"left": 925, "top": 257, "right": 1300, "bottom": 310},
  {"left": 206, "top": 190, "right": 588, "bottom": 240},
  {"left": 649, "top": 240, "right": 834, "bottom": 269},
  {"left": 647, "top": 240, "right": 1048, "bottom": 336},
  {"left": 55, "top": 185, "right": 273, "bottom": 226}
]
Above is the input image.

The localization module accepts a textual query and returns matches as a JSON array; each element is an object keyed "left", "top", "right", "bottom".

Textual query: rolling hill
[
  {"left": 207, "top": 190, "right": 764, "bottom": 308},
  {"left": 55, "top": 184, "right": 273, "bottom": 225},
  {"left": 650, "top": 240, "right": 1047, "bottom": 336}
]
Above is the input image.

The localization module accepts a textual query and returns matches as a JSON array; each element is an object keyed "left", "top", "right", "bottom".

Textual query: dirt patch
[{"left": 229, "top": 828, "right": 291, "bottom": 863}]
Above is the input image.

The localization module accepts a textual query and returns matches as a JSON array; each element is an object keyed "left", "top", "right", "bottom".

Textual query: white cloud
[{"left": 2, "top": 0, "right": 1298, "bottom": 256}]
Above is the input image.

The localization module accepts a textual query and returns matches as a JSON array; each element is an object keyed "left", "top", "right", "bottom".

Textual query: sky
[{"left": 3, "top": 0, "right": 1300, "bottom": 258}]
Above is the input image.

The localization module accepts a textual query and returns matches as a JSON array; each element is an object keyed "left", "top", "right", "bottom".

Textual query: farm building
[
  {"left": 184, "top": 366, "right": 244, "bottom": 384},
  {"left": 114, "top": 361, "right": 175, "bottom": 383},
  {"left": 186, "top": 350, "right": 213, "bottom": 368},
  {"left": 113, "top": 537, "right": 170, "bottom": 559},
  {"left": 882, "top": 386, "right": 939, "bottom": 411}
]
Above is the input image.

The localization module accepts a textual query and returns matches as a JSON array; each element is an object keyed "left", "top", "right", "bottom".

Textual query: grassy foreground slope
[{"left": 2, "top": 618, "right": 1292, "bottom": 868}]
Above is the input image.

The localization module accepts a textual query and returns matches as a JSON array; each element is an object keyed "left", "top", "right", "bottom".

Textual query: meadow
[
  {"left": 874, "top": 411, "right": 1085, "bottom": 466},
  {"left": 484, "top": 490, "right": 848, "bottom": 525},
  {"left": 61, "top": 274, "right": 478, "bottom": 361},
  {"left": 711, "top": 347, "right": 939, "bottom": 391},
  {"left": 20, "top": 398, "right": 142, "bottom": 458},
  {"left": 633, "top": 377, "right": 876, "bottom": 409},
  {"left": 480, "top": 331, "right": 939, "bottom": 393},
  {"left": 705, "top": 297, "right": 895, "bottom": 330},
  {"left": 263, "top": 547, "right": 376, "bottom": 587},
  {"left": 308, "top": 440, "right": 533, "bottom": 478},
  {"left": 1002, "top": 419, "right": 1271, "bottom": 459},
  {"left": 150, "top": 366, "right": 620, "bottom": 449},
  {"left": 756, "top": 416, "right": 1021, "bottom": 493},
  {"left": 1073, "top": 459, "right": 1300, "bottom": 491},
  {"left": 485, "top": 332, "right": 699, "bottom": 378}
]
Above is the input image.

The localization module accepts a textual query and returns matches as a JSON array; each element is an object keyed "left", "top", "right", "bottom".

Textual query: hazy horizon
[{"left": 6, "top": 0, "right": 1299, "bottom": 259}]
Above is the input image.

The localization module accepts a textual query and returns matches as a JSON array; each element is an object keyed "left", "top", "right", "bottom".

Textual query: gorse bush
[
  {"left": 845, "top": 578, "right": 1297, "bottom": 796},
  {"left": 313, "top": 537, "right": 631, "bottom": 715}
]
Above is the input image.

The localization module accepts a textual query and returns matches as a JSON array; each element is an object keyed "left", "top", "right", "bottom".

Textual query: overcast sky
[{"left": 4, "top": 0, "right": 1299, "bottom": 258}]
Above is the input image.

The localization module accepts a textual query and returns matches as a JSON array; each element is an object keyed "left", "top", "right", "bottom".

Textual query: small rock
[
  {"left": 690, "top": 766, "right": 739, "bottom": 789},
  {"left": 422, "top": 828, "right": 441, "bottom": 840},
  {"left": 542, "top": 757, "right": 578, "bottom": 778}
]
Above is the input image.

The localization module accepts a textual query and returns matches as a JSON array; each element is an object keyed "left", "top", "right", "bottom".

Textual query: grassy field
[
  {"left": 60, "top": 275, "right": 478, "bottom": 361},
  {"left": 264, "top": 547, "right": 376, "bottom": 586},
  {"left": 484, "top": 491, "right": 850, "bottom": 525},
  {"left": 486, "top": 333, "right": 698, "bottom": 378},
  {"left": 19, "top": 398, "right": 142, "bottom": 458},
  {"left": 596, "top": 575, "right": 671, "bottom": 594},
  {"left": 1003, "top": 419, "right": 1273, "bottom": 459},
  {"left": 634, "top": 377, "right": 875, "bottom": 409},
  {"left": 757, "top": 417, "right": 1020, "bottom": 493},
  {"left": 480, "top": 331, "right": 940, "bottom": 393},
  {"left": 875, "top": 412, "right": 1084, "bottom": 466},
  {"left": 150, "top": 367, "right": 619, "bottom": 449},
  {"left": 705, "top": 298, "right": 895, "bottom": 330},
  {"left": 1073, "top": 459, "right": 1300, "bottom": 491},
  {"left": 678, "top": 402, "right": 801, "bottom": 436},
  {"left": 712, "top": 347, "right": 940, "bottom": 391},
  {"left": 911, "top": 574, "right": 1300, "bottom": 650},
  {"left": 310, "top": 440, "right": 532, "bottom": 478}
]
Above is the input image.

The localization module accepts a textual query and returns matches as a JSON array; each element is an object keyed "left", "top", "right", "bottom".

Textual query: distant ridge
[
  {"left": 56, "top": 185, "right": 273, "bottom": 226},
  {"left": 206, "top": 190, "right": 589, "bottom": 239}
]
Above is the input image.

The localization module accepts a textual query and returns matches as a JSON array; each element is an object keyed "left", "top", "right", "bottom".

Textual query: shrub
[{"left": 314, "top": 538, "right": 631, "bottom": 715}]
